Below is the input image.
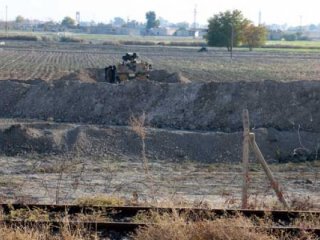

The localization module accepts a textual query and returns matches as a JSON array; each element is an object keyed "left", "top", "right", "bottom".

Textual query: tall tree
[
  {"left": 145, "top": 11, "right": 160, "bottom": 30},
  {"left": 243, "top": 24, "right": 267, "bottom": 51},
  {"left": 113, "top": 17, "right": 126, "bottom": 27},
  {"left": 206, "top": 10, "right": 250, "bottom": 51},
  {"left": 61, "top": 16, "right": 76, "bottom": 28},
  {"left": 15, "top": 15, "right": 25, "bottom": 24}
]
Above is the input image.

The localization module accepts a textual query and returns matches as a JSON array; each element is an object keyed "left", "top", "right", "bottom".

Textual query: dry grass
[
  {"left": 132, "top": 212, "right": 273, "bottom": 240},
  {"left": 0, "top": 224, "right": 98, "bottom": 240},
  {"left": 75, "top": 195, "right": 126, "bottom": 206},
  {"left": 129, "top": 113, "right": 148, "bottom": 175},
  {"left": 0, "top": 203, "right": 318, "bottom": 239},
  {"left": 132, "top": 211, "right": 318, "bottom": 240}
]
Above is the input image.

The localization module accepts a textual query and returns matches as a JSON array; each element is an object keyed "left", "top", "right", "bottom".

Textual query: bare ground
[{"left": 0, "top": 154, "right": 318, "bottom": 208}]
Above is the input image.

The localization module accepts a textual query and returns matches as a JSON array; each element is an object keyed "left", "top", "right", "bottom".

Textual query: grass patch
[
  {"left": 264, "top": 40, "right": 320, "bottom": 49},
  {"left": 75, "top": 195, "right": 126, "bottom": 206},
  {"left": 132, "top": 211, "right": 318, "bottom": 240},
  {"left": 59, "top": 36, "right": 84, "bottom": 43}
]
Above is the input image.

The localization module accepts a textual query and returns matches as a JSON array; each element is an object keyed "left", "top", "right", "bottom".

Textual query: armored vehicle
[{"left": 105, "top": 53, "right": 152, "bottom": 83}]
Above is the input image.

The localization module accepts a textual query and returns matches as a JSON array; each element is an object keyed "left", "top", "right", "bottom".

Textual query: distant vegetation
[{"left": 206, "top": 10, "right": 268, "bottom": 51}]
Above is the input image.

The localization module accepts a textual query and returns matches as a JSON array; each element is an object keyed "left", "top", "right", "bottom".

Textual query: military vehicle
[{"left": 105, "top": 53, "right": 152, "bottom": 83}]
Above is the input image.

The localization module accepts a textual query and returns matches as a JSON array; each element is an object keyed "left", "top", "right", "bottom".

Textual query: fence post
[
  {"left": 242, "top": 109, "right": 250, "bottom": 209},
  {"left": 249, "top": 133, "right": 289, "bottom": 209}
]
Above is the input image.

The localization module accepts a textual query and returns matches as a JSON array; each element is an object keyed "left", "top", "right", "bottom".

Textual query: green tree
[
  {"left": 61, "top": 16, "right": 76, "bottom": 28},
  {"left": 206, "top": 10, "right": 250, "bottom": 51},
  {"left": 113, "top": 17, "right": 126, "bottom": 27},
  {"left": 243, "top": 24, "right": 267, "bottom": 51},
  {"left": 145, "top": 11, "right": 160, "bottom": 30},
  {"left": 15, "top": 15, "right": 25, "bottom": 24}
]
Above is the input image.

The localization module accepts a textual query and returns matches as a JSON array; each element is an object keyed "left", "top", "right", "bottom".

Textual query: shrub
[
  {"left": 59, "top": 36, "right": 84, "bottom": 43},
  {"left": 0, "top": 35, "right": 39, "bottom": 41}
]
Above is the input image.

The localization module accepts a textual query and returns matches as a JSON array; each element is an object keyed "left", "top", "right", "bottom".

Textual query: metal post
[
  {"left": 5, "top": 5, "right": 8, "bottom": 37},
  {"left": 230, "top": 24, "right": 233, "bottom": 59},
  {"left": 242, "top": 109, "right": 250, "bottom": 208},
  {"left": 249, "top": 133, "right": 289, "bottom": 209}
]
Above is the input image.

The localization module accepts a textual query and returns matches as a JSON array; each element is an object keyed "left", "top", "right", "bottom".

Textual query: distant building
[
  {"left": 175, "top": 28, "right": 207, "bottom": 38},
  {"left": 304, "top": 31, "right": 320, "bottom": 40},
  {"left": 268, "top": 30, "right": 283, "bottom": 40},
  {"left": 88, "top": 24, "right": 142, "bottom": 35}
]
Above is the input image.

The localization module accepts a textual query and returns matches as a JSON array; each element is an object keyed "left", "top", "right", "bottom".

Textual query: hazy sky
[{"left": 0, "top": 0, "right": 319, "bottom": 26}]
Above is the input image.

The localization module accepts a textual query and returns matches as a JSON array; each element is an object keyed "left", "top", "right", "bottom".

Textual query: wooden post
[
  {"left": 242, "top": 109, "right": 250, "bottom": 209},
  {"left": 249, "top": 133, "right": 289, "bottom": 209}
]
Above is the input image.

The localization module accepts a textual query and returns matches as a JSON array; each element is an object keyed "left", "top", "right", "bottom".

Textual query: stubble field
[{"left": 0, "top": 41, "right": 320, "bottom": 82}]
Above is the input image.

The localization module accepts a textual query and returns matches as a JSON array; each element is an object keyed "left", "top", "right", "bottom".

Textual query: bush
[
  {"left": 119, "top": 40, "right": 157, "bottom": 46},
  {"left": 0, "top": 35, "right": 39, "bottom": 41},
  {"left": 59, "top": 36, "right": 84, "bottom": 43},
  {"left": 41, "top": 35, "right": 59, "bottom": 42}
]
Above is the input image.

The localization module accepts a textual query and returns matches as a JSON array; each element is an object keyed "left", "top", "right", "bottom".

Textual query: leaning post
[
  {"left": 249, "top": 133, "right": 289, "bottom": 209},
  {"left": 241, "top": 109, "right": 250, "bottom": 209}
]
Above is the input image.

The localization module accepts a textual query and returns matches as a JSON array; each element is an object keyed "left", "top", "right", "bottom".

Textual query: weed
[{"left": 75, "top": 195, "right": 126, "bottom": 206}]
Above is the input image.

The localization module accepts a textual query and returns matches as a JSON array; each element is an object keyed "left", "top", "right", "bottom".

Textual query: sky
[{"left": 0, "top": 0, "right": 319, "bottom": 26}]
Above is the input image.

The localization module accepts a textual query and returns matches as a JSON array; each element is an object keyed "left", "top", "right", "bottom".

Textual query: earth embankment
[{"left": 0, "top": 79, "right": 319, "bottom": 162}]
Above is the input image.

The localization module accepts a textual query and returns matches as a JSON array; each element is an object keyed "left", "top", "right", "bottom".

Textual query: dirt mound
[
  {"left": 59, "top": 68, "right": 190, "bottom": 84},
  {"left": 0, "top": 124, "right": 57, "bottom": 155},
  {"left": 0, "top": 122, "right": 318, "bottom": 163},
  {"left": 149, "top": 70, "right": 191, "bottom": 83},
  {"left": 59, "top": 68, "right": 105, "bottom": 82},
  {"left": 1, "top": 79, "right": 320, "bottom": 133}
]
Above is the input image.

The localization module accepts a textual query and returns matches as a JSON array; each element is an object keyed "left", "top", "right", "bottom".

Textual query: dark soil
[{"left": 0, "top": 78, "right": 320, "bottom": 162}]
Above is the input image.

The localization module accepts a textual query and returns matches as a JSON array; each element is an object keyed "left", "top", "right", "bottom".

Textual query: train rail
[
  {"left": 1, "top": 204, "right": 319, "bottom": 222},
  {"left": 1, "top": 219, "right": 319, "bottom": 235},
  {"left": 0, "top": 204, "right": 319, "bottom": 238}
]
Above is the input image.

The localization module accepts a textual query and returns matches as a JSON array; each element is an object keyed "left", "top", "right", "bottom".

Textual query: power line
[{"left": 76, "top": 11, "right": 80, "bottom": 26}]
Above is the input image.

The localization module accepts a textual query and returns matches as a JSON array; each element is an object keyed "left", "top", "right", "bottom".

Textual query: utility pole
[
  {"left": 230, "top": 23, "right": 234, "bottom": 59},
  {"left": 193, "top": 5, "right": 197, "bottom": 38},
  {"left": 258, "top": 10, "right": 261, "bottom": 26},
  {"left": 76, "top": 11, "right": 80, "bottom": 26},
  {"left": 5, "top": 5, "right": 8, "bottom": 37}
]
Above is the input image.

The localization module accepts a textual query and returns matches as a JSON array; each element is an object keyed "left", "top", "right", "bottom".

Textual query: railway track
[{"left": 0, "top": 204, "right": 319, "bottom": 238}]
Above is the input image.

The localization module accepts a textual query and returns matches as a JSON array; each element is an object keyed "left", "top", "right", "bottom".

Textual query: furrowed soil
[{"left": 0, "top": 41, "right": 319, "bottom": 207}]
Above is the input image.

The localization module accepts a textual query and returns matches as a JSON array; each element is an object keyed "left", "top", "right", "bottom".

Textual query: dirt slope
[
  {"left": 0, "top": 79, "right": 319, "bottom": 162},
  {"left": 0, "top": 79, "right": 319, "bottom": 133},
  {"left": 0, "top": 121, "right": 318, "bottom": 162}
]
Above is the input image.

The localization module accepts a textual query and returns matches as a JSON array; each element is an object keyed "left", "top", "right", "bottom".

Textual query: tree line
[{"left": 16, "top": 10, "right": 268, "bottom": 51}]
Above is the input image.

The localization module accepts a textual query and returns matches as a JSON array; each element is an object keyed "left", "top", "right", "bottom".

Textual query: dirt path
[{"left": 0, "top": 155, "right": 318, "bottom": 208}]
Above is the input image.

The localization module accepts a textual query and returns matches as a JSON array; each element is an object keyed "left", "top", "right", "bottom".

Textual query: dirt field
[
  {"left": 0, "top": 41, "right": 319, "bottom": 209},
  {"left": 0, "top": 41, "right": 320, "bottom": 82}
]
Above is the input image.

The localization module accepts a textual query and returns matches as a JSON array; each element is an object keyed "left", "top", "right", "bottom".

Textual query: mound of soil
[
  {"left": 0, "top": 122, "right": 317, "bottom": 163},
  {"left": 59, "top": 68, "right": 190, "bottom": 84},
  {"left": 1, "top": 79, "right": 320, "bottom": 133},
  {"left": 149, "top": 70, "right": 191, "bottom": 83},
  {"left": 59, "top": 68, "right": 105, "bottom": 82},
  {"left": 0, "top": 124, "right": 56, "bottom": 155},
  {"left": 1, "top": 79, "right": 320, "bottom": 162}
]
